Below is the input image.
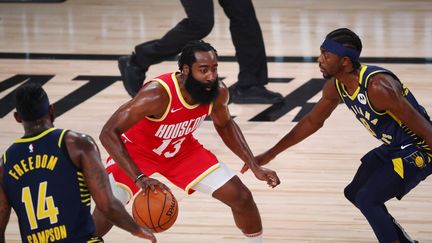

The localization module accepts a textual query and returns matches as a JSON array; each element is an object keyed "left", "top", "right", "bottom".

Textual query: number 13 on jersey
[{"left": 152, "top": 137, "right": 186, "bottom": 158}]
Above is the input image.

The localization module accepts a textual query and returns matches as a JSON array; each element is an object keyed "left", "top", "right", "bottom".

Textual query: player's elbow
[
  {"left": 99, "top": 126, "right": 118, "bottom": 148},
  {"left": 99, "top": 130, "right": 109, "bottom": 146}
]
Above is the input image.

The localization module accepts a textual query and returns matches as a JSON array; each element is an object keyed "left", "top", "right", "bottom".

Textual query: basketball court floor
[{"left": 0, "top": 0, "right": 431, "bottom": 242}]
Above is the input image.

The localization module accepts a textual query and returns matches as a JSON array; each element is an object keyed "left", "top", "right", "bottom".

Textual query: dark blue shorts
[{"left": 361, "top": 144, "right": 432, "bottom": 199}]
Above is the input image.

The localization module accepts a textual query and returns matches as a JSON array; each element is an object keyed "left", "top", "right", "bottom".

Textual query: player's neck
[
  {"left": 337, "top": 68, "right": 361, "bottom": 95},
  {"left": 22, "top": 120, "right": 54, "bottom": 138}
]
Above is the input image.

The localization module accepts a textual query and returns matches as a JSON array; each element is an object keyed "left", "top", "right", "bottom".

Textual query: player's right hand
[
  {"left": 132, "top": 226, "right": 157, "bottom": 242},
  {"left": 251, "top": 166, "right": 280, "bottom": 188},
  {"left": 135, "top": 176, "right": 171, "bottom": 195}
]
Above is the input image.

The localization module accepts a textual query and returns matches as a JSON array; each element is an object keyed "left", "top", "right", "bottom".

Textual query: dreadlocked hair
[{"left": 178, "top": 40, "right": 217, "bottom": 71}]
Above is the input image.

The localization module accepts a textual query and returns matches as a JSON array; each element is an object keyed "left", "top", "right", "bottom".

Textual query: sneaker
[
  {"left": 392, "top": 218, "right": 419, "bottom": 243},
  {"left": 118, "top": 54, "right": 146, "bottom": 97},
  {"left": 230, "top": 85, "right": 283, "bottom": 104}
]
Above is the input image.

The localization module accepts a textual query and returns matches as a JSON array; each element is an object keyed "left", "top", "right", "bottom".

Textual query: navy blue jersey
[
  {"left": 2, "top": 128, "right": 103, "bottom": 243},
  {"left": 335, "top": 64, "right": 431, "bottom": 153}
]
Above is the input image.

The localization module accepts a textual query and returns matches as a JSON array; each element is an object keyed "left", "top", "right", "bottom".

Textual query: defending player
[{"left": 243, "top": 28, "right": 432, "bottom": 243}]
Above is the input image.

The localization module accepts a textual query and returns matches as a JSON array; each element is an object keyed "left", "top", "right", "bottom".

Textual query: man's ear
[
  {"left": 182, "top": 64, "right": 190, "bottom": 76},
  {"left": 14, "top": 112, "right": 23, "bottom": 123},
  {"left": 341, "top": 56, "right": 353, "bottom": 68},
  {"left": 48, "top": 105, "right": 55, "bottom": 122}
]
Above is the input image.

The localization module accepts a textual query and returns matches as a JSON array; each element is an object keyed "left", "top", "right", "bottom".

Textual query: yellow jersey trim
[
  {"left": 185, "top": 163, "right": 220, "bottom": 194},
  {"left": 116, "top": 182, "right": 134, "bottom": 203},
  {"left": 15, "top": 127, "right": 57, "bottom": 143},
  {"left": 337, "top": 65, "right": 367, "bottom": 101},
  {"left": 392, "top": 158, "right": 404, "bottom": 179},
  {"left": 364, "top": 69, "right": 386, "bottom": 89},
  {"left": 335, "top": 80, "right": 343, "bottom": 99},
  {"left": 173, "top": 72, "right": 199, "bottom": 109},
  {"left": 58, "top": 129, "right": 68, "bottom": 148},
  {"left": 341, "top": 85, "right": 360, "bottom": 101},
  {"left": 87, "top": 236, "right": 103, "bottom": 243},
  {"left": 365, "top": 92, "right": 387, "bottom": 115},
  {"left": 2, "top": 152, "right": 6, "bottom": 165},
  {"left": 208, "top": 102, "right": 214, "bottom": 115},
  {"left": 358, "top": 64, "right": 367, "bottom": 85},
  {"left": 387, "top": 111, "right": 402, "bottom": 125},
  {"left": 364, "top": 68, "right": 389, "bottom": 115},
  {"left": 145, "top": 78, "right": 172, "bottom": 122}
]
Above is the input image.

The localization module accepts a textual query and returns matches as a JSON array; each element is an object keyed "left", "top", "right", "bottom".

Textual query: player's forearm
[
  {"left": 215, "top": 120, "right": 256, "bottom": 168},
  {"left": 269, "top": 116, "right": 323, "bottom": 158},
  {"left": 99, "top": 199, "right": 141, "bottom": 234},
  {"left": 99, "top": 130, "right": 143, "bottom": 179}
]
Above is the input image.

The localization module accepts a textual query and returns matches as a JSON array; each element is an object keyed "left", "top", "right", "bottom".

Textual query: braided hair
[{"left": 326, "top": 28, "right": 362, "bottom": 69}]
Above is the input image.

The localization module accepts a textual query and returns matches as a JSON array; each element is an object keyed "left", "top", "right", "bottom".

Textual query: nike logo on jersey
[
  {"left": 401, "top": 143, "right": 413, "bottom": 150},
  {"left": 171, "top": 107, "right": 183, "bottom": 113}
]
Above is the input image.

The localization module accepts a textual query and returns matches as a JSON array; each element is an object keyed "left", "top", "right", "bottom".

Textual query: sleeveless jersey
[
  {"left": 335, "top": 64, "right": 431, "bottom": 153},
  {"left": 2, "top": 128, "right": 102, "bottom": 243},
  {"left": 123, "top": 72, "right": 213, "bottom": 159}
]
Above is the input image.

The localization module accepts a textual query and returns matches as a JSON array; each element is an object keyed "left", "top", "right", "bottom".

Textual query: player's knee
[
  {"left": 108, "top": 174, "right": 132, "bottom": 205},
  {"left": 231, "top": 187, "right": 255, "bottom": 210},
  {"left": 344, "top": 184, "right": 357, "bottom": 205},
  {"left": 354, "top": 189, "right": 374, "bottom": 211}
]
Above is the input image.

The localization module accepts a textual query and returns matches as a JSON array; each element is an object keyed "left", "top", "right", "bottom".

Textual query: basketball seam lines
[
  {"left": 147, "top": 187, "right": 158, "bottom": 231},
  {"left": 158, "top": 192, "right": 177, "bottom": 229},
  {"left": 133, "top": 196, "right": 151, "bottom": 228}
]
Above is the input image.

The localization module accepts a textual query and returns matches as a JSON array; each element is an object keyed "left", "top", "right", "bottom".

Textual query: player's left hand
[
  {"left": 132, "top": 226, "right": 157, "bottom": 242},
  {"left": 250, "top": 166, "right": 280, "bottom": 188}
]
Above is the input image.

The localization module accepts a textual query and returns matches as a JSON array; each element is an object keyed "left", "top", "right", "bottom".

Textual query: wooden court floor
[{"left": 0, "top": 0, "right": 431, "bottom": 242}]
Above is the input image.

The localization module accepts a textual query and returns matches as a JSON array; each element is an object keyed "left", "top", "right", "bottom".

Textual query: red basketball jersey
[{"left": 123, "top": 72, "right": 213, "bottom": 159}]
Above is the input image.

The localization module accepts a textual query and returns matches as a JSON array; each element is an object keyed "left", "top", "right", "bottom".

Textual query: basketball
[{"left": 132, "top": 187, "right": 179, "bottom": 233}]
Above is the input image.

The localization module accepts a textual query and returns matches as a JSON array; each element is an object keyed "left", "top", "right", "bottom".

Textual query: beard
[
  {"left": 184, "top": 73, "right": 219, "bottom": 104},
  {"left": 322, "top": 73, "right": 332, "bottom": 79},
  {"left": 319, "top": 64, "right": 333, "bottom": 79}
]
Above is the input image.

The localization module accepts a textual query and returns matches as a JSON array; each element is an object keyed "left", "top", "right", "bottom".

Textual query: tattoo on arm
[{"left": 88, "top": 163, "right": 109, "bottom": 189}]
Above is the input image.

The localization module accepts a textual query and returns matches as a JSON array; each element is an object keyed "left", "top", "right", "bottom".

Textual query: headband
[
  {"left": 18, "top": 93, "right": 50, "bottom": 121},
  {"left": 320, "top": 38, "right": 360, "bottom": 62}
]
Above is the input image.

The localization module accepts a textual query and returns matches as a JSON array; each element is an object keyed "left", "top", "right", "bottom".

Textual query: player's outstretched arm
[
  {"left": 65, "top": 131, "right": 156, "bottom": 242},
  {"left": 241, "top": 79, "right": 340, "bottom": 173},
  {"left": 211, "top": 82, "right": 280, "bottom": 188},
  {"left": 0, "top": 159, "right": 11, "bottom": 243}
]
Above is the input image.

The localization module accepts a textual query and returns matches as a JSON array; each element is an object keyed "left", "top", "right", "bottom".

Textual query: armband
[{"left": 134, "top": 173, "right": 146, "bottom": 183}]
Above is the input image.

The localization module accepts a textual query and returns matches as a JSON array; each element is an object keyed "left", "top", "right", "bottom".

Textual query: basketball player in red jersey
[{"left": 93, "top": 40, "right": 280, "bottom": 242}]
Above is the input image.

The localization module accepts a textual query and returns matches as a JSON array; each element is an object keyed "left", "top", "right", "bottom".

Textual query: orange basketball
[{"left": 132, "top": 187, "right": 178, "bottom": 233}]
